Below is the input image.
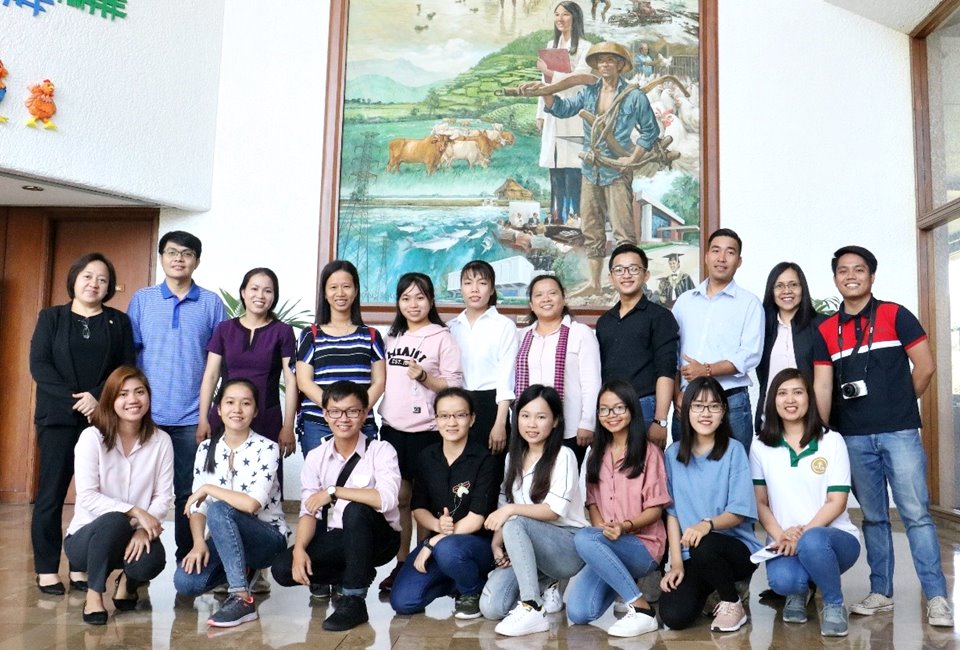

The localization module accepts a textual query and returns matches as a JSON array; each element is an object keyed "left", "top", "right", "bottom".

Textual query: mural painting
[{"left": 335, "top": 0, "right": 702, "bottom": 308}]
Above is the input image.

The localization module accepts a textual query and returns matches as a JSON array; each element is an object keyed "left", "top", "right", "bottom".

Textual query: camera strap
[{"left": 836, "top": 302, "right": 875, "bottom": 387}]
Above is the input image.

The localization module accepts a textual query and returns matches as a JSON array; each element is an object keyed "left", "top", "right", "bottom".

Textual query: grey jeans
[{"left": 479, "top": 516, "right": 584, "bottom": 619}]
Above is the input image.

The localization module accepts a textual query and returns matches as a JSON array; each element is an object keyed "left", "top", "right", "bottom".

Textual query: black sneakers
[{"left": 322, "top": 595, "right": 368, "bottom": 631}]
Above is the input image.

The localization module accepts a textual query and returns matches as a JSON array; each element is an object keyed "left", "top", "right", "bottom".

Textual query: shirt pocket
[{"left": 349, "top": 472, "right": 373, "bottom": 489}]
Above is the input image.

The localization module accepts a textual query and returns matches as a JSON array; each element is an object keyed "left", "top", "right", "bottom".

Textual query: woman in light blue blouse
[
  {"left": 174, "top": 379, "right": 289, "bottom": 628},
  {"left": 659, "top": 377, "right": 761, "bottom": 634}
]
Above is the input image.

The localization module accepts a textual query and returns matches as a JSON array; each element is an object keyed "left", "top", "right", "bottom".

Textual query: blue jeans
[
  {"left": 174, "top": 501, "right": 288, "bottom": 596},
  {"left": 638, "top": 395, "right": 656, "bottom": 429},
  {"left": 671, "top": 389, "right": 753, "bottom": 453},
  {"left": 163, "top": 424, "right": 199, "bottom": 561},
  {"left": 766, "top": 527, "right": 860, "bottom": 605},
  {"left": 390, "top": 534, "right": 494, "bottom": 614},
  {"left": 300, "top": 419, "right": 378, "bottom": 458},
  {"left": 567, "top": 528, "right": 658, "bottom": 624},
  {"left": 844, "top": 429, "right": 947, "bottom": 599},
  {"left": 480, "top": 517, "right": 584, "bottom": 620}
]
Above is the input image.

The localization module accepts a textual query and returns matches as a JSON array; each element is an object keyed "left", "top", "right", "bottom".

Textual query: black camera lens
[{"left": 842, "top": 383, "right": 857, "bottom": 398}]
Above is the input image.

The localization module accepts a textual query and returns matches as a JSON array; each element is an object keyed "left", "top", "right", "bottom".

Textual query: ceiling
[
  {"left": 825, "top": 0, "right": 947, "bottom": 33},
  {"left": 0, "top": 172, "right": 149, "bottom": 207}
]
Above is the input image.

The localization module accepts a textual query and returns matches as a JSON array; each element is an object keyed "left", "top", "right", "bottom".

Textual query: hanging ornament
[{"left": 25, "top": 78, "right": 56, "bottom": 130}]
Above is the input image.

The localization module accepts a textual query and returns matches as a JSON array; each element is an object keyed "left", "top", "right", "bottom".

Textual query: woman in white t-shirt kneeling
[{"left": 751, "top": 368, "right": 861, "bottom": 638}]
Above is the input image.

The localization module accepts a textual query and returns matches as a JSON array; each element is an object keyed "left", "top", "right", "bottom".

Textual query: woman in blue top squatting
[
  {"left": 660, "top": 377, "right": 761, "bottom": 633},
  {"left": 174, "top": 379, "right": 289, "bottom": 628},
  {"left": 752, "top": 368, "right": 860, "bottom": 637}
]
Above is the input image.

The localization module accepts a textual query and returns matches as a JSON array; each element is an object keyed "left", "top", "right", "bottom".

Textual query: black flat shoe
[
  {"left": 112, "top": 574, "right": 138, "bottom": 611},
  {"left": 36, "top": 576, "right": 65, "bottom": 596},
  {"left": 70, "top": 579, "right": 89, "bottom": 592},
  {"left": 82, "top": 608, "right": 108, "bottom": 625}
]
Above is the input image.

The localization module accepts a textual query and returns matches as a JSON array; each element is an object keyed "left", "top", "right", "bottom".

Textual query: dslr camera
[{"left": 840, "top": 380, "right": 868, "bottom": 400}]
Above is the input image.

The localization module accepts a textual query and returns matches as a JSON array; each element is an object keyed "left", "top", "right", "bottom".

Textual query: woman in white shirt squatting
[
  {"left": 174, "top": 379, "right": 289, "bottom": 628},
  {"left": 480, "top": 384, "right": 588, "bottom": 636}
]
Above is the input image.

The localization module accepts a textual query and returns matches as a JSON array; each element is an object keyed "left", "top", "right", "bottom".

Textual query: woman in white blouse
[
  {"left": 515, "top": 274, "right": 601, "bottom": 467},
  {"left": 63, "top": 366, "right": 173, "bottom": 626},
  {"left": 174, "top": 378, "right": 289, "bottom": 628}
]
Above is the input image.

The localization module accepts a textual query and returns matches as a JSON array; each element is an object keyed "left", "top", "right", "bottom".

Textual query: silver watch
[
  {"left": 652, "top": 418, "right": 668, "bottom": 428},
  {"left": 326, "top": 485, "right": 338, "bottom": 501}
]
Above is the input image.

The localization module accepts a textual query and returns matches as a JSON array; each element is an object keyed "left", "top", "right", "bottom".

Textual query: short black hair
[
  {"left": 434, "top": 386, "right": 475, "bottom": 414},
  {"left": 708, "top": 228, "right": 742, "bottom": 255},
  {"left": 321, "top": 380, "right": 370, "bottom": 410},
  {"left": 66, "top": 252, "right": 118, "bottom": 303},
  {"left": 158, "top": 230, "right": 203, "bottom": 259},
  {"left": 831, "top": 245, "right": 877, "bottom": 275},
  {"left": 608, "top": 243, "right": 649, "bottom": 270},
  {"left": 460, "top": 260, "right": 498, "bottom": 307}
]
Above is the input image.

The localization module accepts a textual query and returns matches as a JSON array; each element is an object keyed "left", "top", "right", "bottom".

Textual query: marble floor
[{"left": 2, "top": 505, "right": 958, "bottom": 649}]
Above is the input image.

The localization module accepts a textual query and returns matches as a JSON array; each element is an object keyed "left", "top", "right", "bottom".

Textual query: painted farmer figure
[
  {"left": 658, "top": 252, "right": 695, "bottom": 308},
  {"left": 537, "top": 42, "right": 660, "bottom": 297}
]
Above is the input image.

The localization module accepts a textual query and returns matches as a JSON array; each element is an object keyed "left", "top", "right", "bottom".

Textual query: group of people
[{"left": 29, "top": 227, "right": 953, "bottom": 638}]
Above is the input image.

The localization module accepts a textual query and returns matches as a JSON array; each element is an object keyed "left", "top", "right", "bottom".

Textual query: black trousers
[
  {"left": 658, "top": 532, "right": 756, "bottom": 630},
  {"left": 469, "top": 389, "right": 506, "bottom": 479},
  {"left": 32, "top": 423, "right": 84, "bottom": 574},
  {"left": 272, "top": 503, "right": 400, "bottom": 592},
  {"left": 63, "top": 512, "right": 166, "bottom": 593},
  {"left": 562, "top": 436, "right": 588, "bottom": 470}
]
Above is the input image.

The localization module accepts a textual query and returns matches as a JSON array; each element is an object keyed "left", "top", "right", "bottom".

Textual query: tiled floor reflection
[{"left": 2, "top": 504, "right": 958, "bottom": 649}]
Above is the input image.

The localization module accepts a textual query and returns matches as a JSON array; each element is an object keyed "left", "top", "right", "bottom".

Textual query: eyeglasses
[
  {"left": 774, "top": 281, "right": 801, "bottom": 292},
  {"left": 611, "top": 264, "right": 645, "bottom": 277},
  {"left": 690, "top": 402, "right": 724, "bottom": 414},
  {"left": 597, "top": 404, "right": 628, "bottom": 417},
  {"left": 162, "top": 248, "right": 197, "bottom": 261},
  {"left": 326, "top": 408, "right": 364, "bottom": 420},
  {"left": 437, "top": 413, "right": 472, "bottom": 422}
]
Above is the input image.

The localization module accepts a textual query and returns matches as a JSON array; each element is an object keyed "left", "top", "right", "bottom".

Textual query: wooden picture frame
[{"left": 319, "top": 0, "right": 719, "bottom": 323}]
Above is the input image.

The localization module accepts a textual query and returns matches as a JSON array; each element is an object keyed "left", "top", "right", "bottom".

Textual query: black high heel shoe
[
  {"left": 36, "top": 576, "right": 65, "bottom": 596},
  {"left": 112, "top": 574, "right": 138, "bottom": 611},
  {"left": 70, "top": 579, "right": 89, "bottom": 592},
  {"left": 82, "top": 607, "right": 108, "bottom": 625}
]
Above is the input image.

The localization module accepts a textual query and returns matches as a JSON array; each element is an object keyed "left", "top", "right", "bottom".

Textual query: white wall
[
  {"left": 0, "top": 1, "right": 225, "bottom": 209},
  {"left": 160, "top": 0, "right": 330, "bottom": 493},
  {"left": 718, "top": 0, "right": 918, "bottom": 311}
]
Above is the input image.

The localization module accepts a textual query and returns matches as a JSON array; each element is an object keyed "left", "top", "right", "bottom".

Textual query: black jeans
[
  {"left": 63, "top": 512, "right": 166, "bottom": 593},
  {"left": 272, "top": 503, "right": 399, "bottom": 595},
  {"left": 658, "top": 532, "right": 756, "bottom": 631},
  {"left": 32, "top": 423, "right": 84, "bottom": 574}
]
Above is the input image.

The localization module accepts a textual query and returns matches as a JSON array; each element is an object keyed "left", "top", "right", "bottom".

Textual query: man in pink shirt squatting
[{"left": 270, "top": 381, "right": 402, "bottom": 631}]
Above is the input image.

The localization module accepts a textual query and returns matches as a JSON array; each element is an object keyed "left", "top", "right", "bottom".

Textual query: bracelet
[
  {"left": 624, "top": 519, "right": 635, "bottom": 532},
  {"left": 423, "top": 538, "right": 435, "bottom": 550},
  {"left": 417, "top": 369, "right": 428, "bottom": 383}
]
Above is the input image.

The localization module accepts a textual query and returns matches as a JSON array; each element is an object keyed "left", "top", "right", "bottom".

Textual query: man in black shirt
[{"left": 596, "top": 243, "right": 679, "bottom": 447}]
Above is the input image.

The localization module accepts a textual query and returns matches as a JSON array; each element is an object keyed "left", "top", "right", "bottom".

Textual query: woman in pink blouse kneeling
[{"left": 63, "top": 366, "right": 174, "bottom": 626}]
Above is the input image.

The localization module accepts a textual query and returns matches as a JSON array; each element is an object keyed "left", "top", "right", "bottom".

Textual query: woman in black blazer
[
  {"left": 29, "top": 252, "right": 136, "bottom": 595},
  {"left": 755, "top": 262, "right": 831, "bottom": 433}
]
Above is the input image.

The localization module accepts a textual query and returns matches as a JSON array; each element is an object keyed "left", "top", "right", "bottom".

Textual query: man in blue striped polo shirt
[{"left": 128, "top": 230, "right": 226, "bottom": 561}]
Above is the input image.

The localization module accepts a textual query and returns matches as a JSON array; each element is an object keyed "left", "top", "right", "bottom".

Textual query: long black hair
[
  {"left": 460, "top": 260, "right": 497, "bottom": 307},
  {"left": 552, "top": 1, "right": 585, "bottom": 54},
  {"left": 203, "top": 378, "right": 259, "bottom": 474},
  {"left": 238, "top": 267, "right": 280, "bottom": 320},
  {"left": 676, "top": 377, "right": 732, "bottom": 465},
  {"left": 504, "top": 384, "right": 565, "bottom": 504},
  {"left": 527, "top": 274, "right": 572, "bottom": 323},
  {"left": 762, "top": 262, "right": 816, "bottom": 331},
  {"left": 758, "top": 368, "right": 825, "bottom": 449},
  {"left": 586, "top": 380, "right": 647, "bottom": 483},
  {"left": 318, "top": 260, "right": 364, "bottom": 326},
  {"left": 388, "top": 272, "right": 445, "bottom": 336}
]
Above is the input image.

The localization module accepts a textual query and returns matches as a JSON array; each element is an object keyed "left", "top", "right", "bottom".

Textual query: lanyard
[{"left": 836, "top": 303, "right": 875, "bottom": 386}]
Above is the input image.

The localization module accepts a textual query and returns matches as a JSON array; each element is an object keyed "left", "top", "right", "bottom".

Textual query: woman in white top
[
  {"left": 174, "top": 379, "right": 289, "bottom": 628},
  {"left": 752, "top": 368, "right": 860, "bottom": 638},
  {"left": 536, "top": 1, "right": 592, "bottom": 223},
  {"left": 448, "top": 260, "right": 517, "bottom": 455},
  {"left": 515, "top": 274, "right": 601, "bottom": 468},
  {"left": 480, "top": 385, "right": 588, "bottom": 637},
  {"left": 64, "top": 366, "right": 173, "bottom": 625}
]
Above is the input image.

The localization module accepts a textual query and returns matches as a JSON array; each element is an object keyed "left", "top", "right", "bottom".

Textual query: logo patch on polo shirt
[{"left": 811, "top": 457, "right": 827, "bottom": 475}]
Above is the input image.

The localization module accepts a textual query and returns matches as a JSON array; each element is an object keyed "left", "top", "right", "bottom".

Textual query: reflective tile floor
[{"left": 2, "top": 505, "right": 958, "bottom": 649}]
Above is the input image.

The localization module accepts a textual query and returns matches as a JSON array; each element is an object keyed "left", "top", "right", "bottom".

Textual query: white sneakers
[
  {"left": 927, "top": 596, "right": 954, "bottom": 627},
  {"left": 495, "top": 602, "right": 549, "bottom": 636},
  {"left": 608, "top": 604, "right": 658, "bottom": 637},
  {"left": 542, "top": 583, "right": 564, "bottom": 614},
  {"left": 849, "top": 592, "right": 894, "bottom": 616}
]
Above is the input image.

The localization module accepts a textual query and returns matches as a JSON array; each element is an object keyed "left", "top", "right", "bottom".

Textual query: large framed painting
[{"left": 320, "top": 0, "right": 718, "bottom": 317}]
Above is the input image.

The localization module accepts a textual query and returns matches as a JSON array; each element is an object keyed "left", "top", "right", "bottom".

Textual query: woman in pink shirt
[
  {"left": 567, "top": 379, "right": 671, "bottom": 638},
  {"left": 63, "top": 366, "right": 174, "bottom": 625}
]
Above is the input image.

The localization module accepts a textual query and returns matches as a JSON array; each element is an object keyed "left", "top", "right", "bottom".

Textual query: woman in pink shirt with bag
[{"left": 63, "top": 366, "right": 174, "bottom": 625}]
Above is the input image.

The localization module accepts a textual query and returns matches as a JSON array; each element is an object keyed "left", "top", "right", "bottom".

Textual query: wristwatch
[
  {"left": 326, "top": 485, "right": 338, "bottom": 502},
  {"left": 652, "top": 418, "right": 668, "bottom": 428}
]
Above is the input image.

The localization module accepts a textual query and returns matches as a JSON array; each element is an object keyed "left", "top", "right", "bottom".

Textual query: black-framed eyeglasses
[
  {"left": 597, "top": 404, "right": 628, "bottom": 417},
  {"left": 611, "top": 264, "right": 645, "bottom": 277},
  {"left": 690, "top": 402, "right": 723, "bottom": 414},
  {"left": 326, "top": 408, "right": 364, "bottom": 420}
]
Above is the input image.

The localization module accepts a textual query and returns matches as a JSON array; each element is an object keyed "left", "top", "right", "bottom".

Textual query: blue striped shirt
[
  {"left": 296, "top": 325, "right": 385, "bottom": 428},
  {"left": 128, "top": 282, "right": 227, "bottom": 426}
]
